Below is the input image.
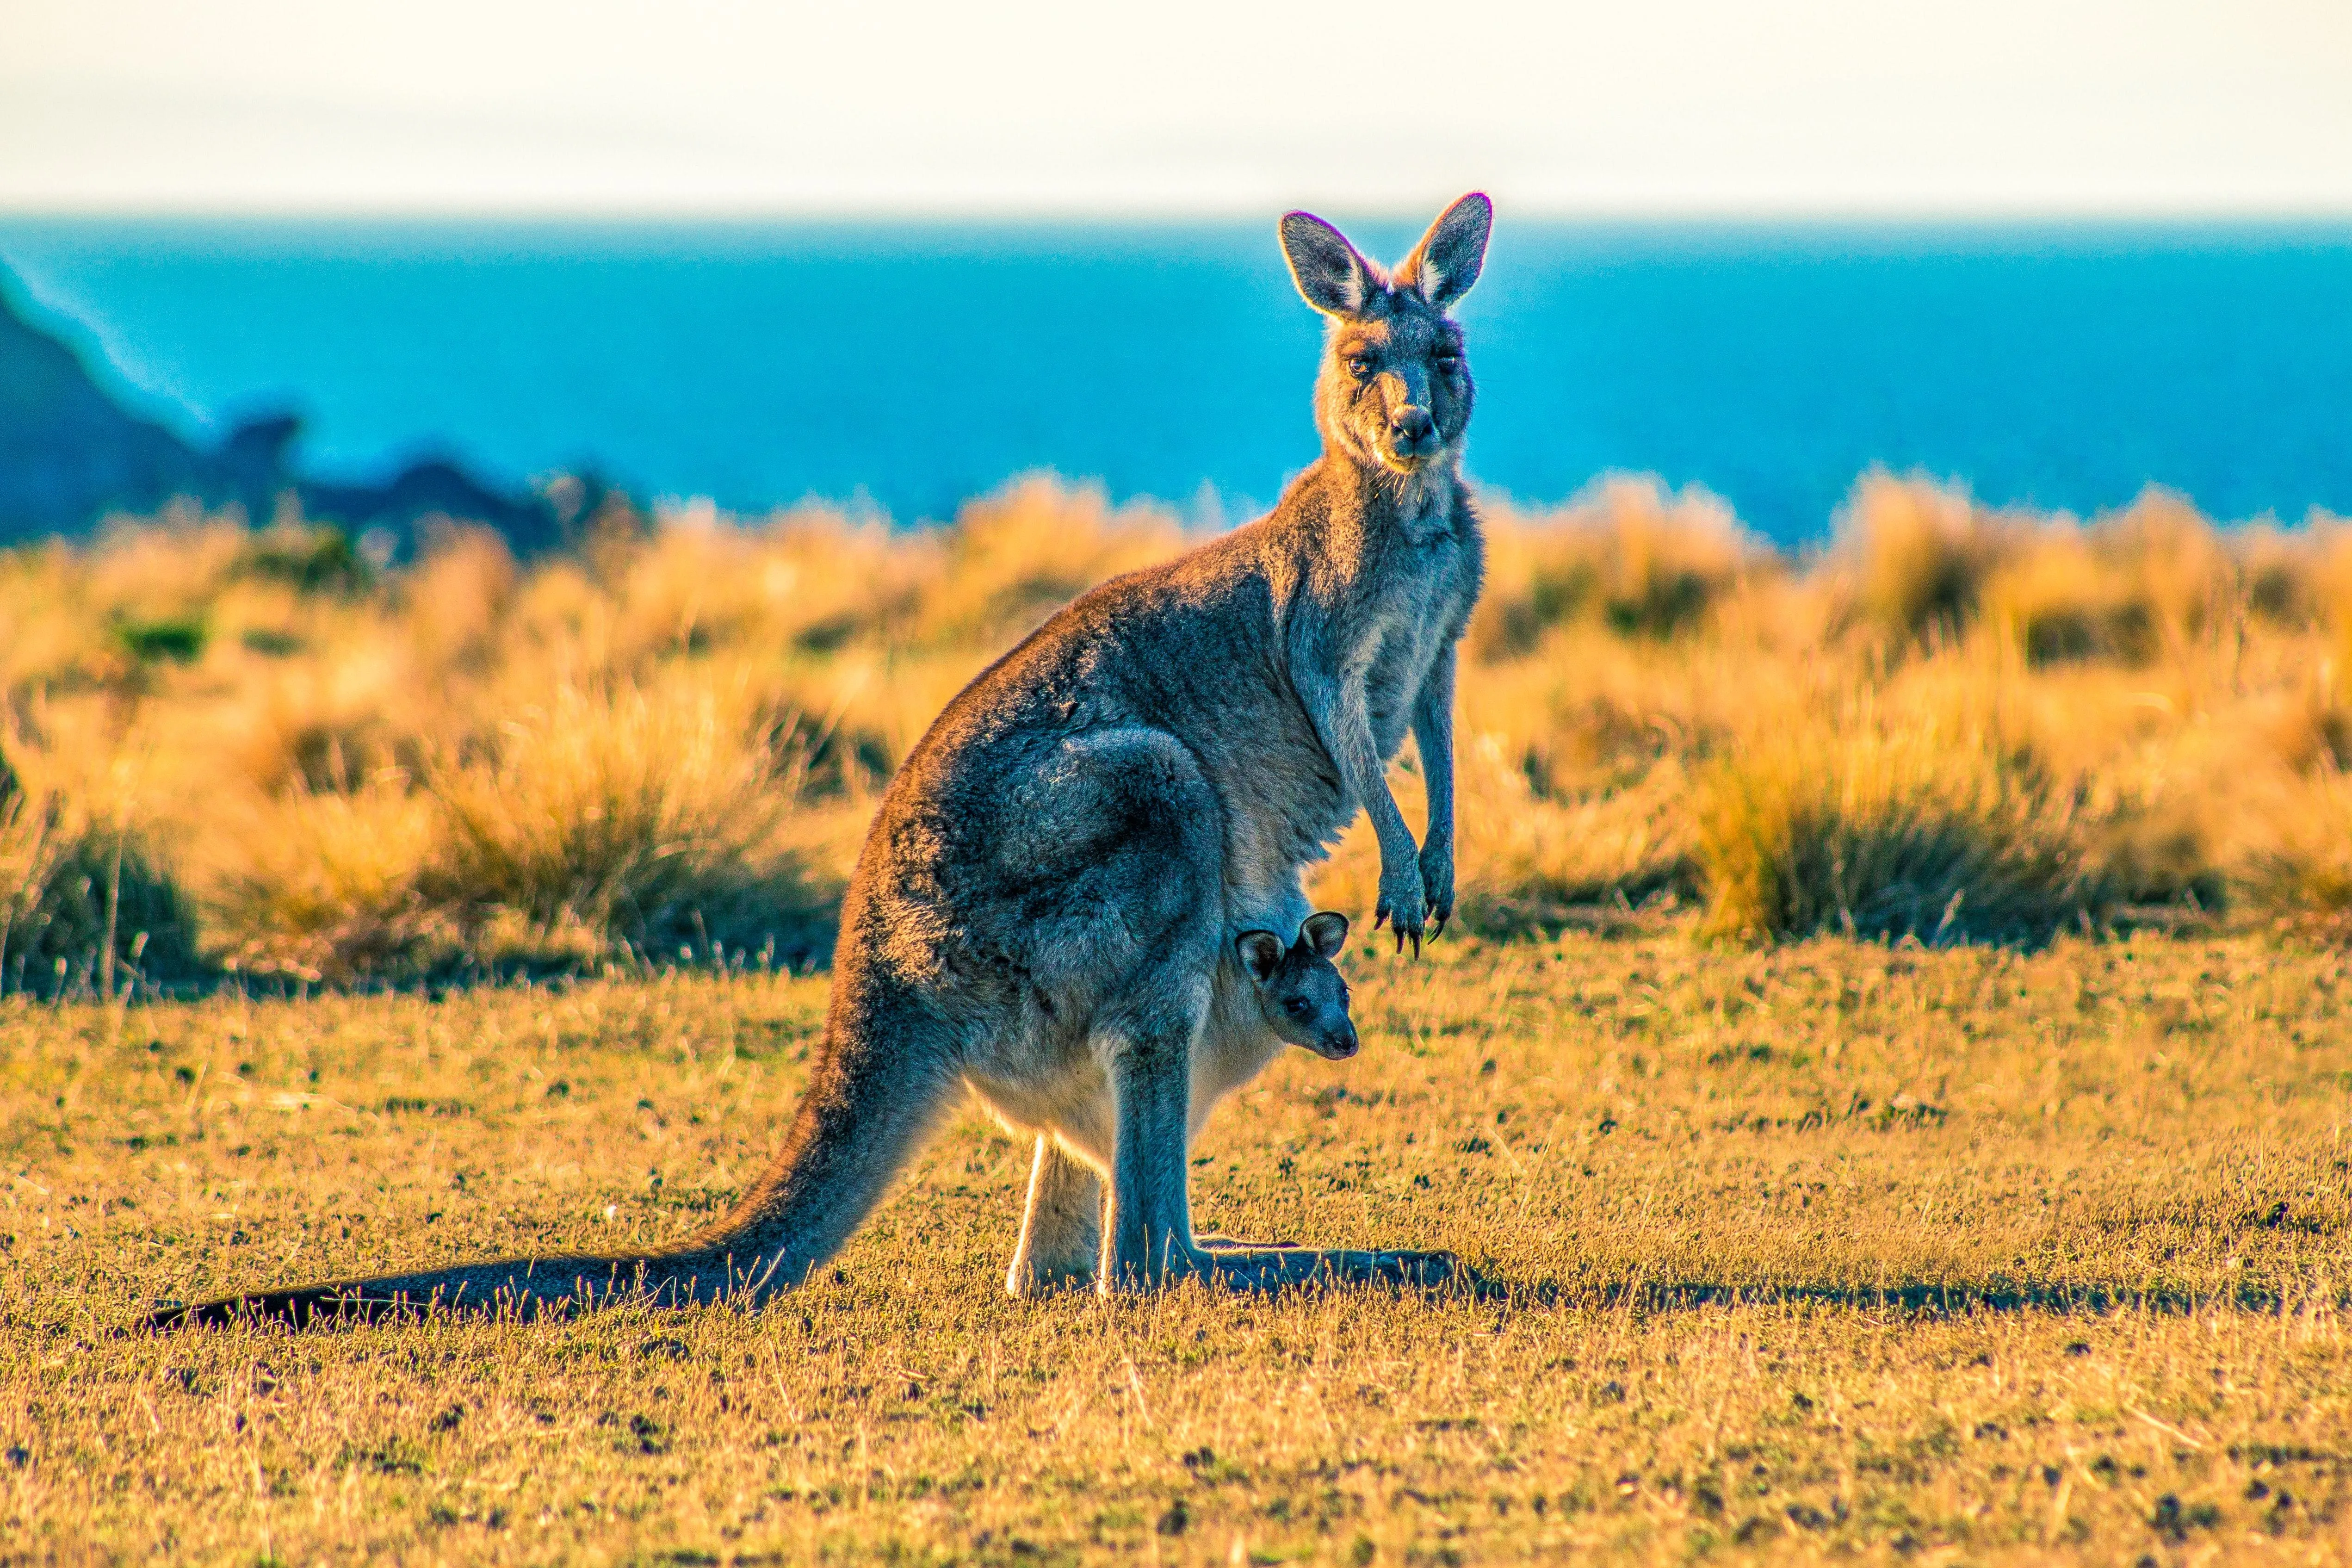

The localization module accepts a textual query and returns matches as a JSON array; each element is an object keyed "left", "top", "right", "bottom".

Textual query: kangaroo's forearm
[
  {"left": 1302, "top": 667, "right": 1417, "bottom": 860},
  {"left": 1411, "top": 645, "right": 1459, "bottom": 849}
]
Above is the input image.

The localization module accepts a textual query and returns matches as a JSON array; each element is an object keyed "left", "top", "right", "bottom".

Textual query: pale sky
[{"left": 4, "top": 0, "right": 2351, "bottom": 216}]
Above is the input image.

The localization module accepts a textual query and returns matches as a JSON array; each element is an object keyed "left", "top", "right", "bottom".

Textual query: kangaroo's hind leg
[
  {"left": 1006, "top": 1138, "right": 1101, "bottom": 1296},
  {"left": 1098, "top": 962, "right": 1219, "bottom": 1292},
  {"left": 1102, "top": 964, "right": 1454, "bottom": 1294},
  {"left": 1092, "top": 967, "right": 1457, "bottom": 1294}
]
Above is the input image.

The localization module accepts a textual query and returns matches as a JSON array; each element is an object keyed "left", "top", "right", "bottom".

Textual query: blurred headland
[{"left": 0, "top": 273, "right": 577, "bottom": 552}]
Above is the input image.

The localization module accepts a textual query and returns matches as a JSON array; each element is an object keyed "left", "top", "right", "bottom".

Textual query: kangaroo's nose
[{"left": 1390, "top": 407, "right": 1435, "bottom": 447}]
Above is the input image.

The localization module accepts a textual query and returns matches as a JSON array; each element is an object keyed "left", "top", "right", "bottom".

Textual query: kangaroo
[{"left": 153, "top": 193, "right": 1492, "bottom": 1327}]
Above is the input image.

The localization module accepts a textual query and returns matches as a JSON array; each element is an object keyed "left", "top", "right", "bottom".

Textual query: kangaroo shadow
[{"left": 1451, "top": 1273, "right": 2322, "bottom": 1317}]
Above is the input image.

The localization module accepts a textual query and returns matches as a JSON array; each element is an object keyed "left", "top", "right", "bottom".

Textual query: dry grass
[
  {"left": 4, "top": 470, "right": 2352, "bottom": 994},
  {"left": 7, "top": 933, "right": 2352, "bottom": 1562},
  {"left": 1692, "top": 700, "right": 2108, "bottom": 945}
]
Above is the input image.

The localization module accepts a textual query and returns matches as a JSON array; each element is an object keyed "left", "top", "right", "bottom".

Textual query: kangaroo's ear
[
  {"left": 1395, "top": 192, "right": 1492, "bottom": 310},
  {"left": 1300, "top": 911, "right": 1349, "bottom": 960},
  {"left": 1280, "top": 211, "right": 1377, "bottom": 318},
  {"left": 1236, "top": 930, "right": 1287, "bottom": 984}
]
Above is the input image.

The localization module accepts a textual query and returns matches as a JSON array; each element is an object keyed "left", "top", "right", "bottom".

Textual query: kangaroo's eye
[
  {"left": 1345, "top": 356, "right": 1374, "bottom": 378},
  {"left": 1435, "top": 351, "right": 1461, "bottom": 372},
  {"left": 1285, "top": 998, "right": 1312, "bottom": 1018}
]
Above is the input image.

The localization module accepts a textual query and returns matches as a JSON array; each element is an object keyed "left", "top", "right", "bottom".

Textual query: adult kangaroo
[{"left": 155, "top": 193, "right": 1492, "bottom": 1326}]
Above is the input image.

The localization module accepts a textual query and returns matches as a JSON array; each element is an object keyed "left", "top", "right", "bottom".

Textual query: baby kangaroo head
[
  {"left": 1279, "top": 192, "right": 1492, "bottom": 477},
  {"left": 1236, "top": 911, "right": 1358, "bottom": 1061}
]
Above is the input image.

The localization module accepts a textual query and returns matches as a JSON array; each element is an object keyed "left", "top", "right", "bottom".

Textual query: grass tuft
[
  {"left": 1469, "top": 475, "right": 1757, "bottom": 658},
  {"left": 423, "top": 681, "right": 829, "bottom": 967},
  {"left": 1832, "top": 470, "right": 2008, "bottom": 647},
  {"left": 0, "top": 744, "right": 198, "bottom": 997},
  {"left": 1694, "top": 703, "right": 2108, "bottom": 945}
]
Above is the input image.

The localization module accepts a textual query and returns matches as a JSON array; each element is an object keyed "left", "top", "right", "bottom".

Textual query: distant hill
[{"left": 0, "top": 270, "right": 567, "bottom": 553}]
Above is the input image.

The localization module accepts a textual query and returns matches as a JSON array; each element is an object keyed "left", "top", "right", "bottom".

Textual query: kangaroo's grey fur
[{"left": 153, "top": 193, "right": 1492, "bottom": 1327}]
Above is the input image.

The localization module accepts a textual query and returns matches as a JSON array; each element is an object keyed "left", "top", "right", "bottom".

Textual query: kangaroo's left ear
[
  {"left": 1395, "top": 192, "right": 1492, "bottom": 311},
  {"left": 1236, "top": 930, "right": 1287, "bottom": 984},
  {"left": 1300, "top": 911, "right": 1349, "bottom": 960}
]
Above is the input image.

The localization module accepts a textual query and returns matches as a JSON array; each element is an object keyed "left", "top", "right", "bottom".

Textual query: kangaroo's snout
[
  {"left": 1307, "top": 1023, "right": 1361, "bottom": 1061},
  {"left": 1387, "top": 406, "right": 1437, "bottom": 459}
]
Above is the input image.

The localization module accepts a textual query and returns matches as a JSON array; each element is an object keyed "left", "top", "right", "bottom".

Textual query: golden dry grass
[
  {"left": 11, "top": 468, "right": 2352, "bottom": 992},
  {"left": 12, "top": 477, "right": 2352, "bottom": 1561},
  {"left": 8, "top": 932, "right": 2352, "bottom": 1562}
]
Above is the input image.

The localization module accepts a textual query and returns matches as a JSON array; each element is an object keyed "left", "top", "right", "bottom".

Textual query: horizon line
[{"left": 10, "top": 201, "right": 2352, "bottom": 228}]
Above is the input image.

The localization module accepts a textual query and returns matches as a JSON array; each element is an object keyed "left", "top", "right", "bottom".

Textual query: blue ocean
[{"left": 2, "top": 217, "right": 2349, "bottom": 543}]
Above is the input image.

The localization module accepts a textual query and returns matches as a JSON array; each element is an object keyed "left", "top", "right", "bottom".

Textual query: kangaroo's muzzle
[
  {"left": 1382, "top": 406, "right": 1440, "bottom": 468},
  {"left": 1304, "top": 1025, "right": 1360, "bottom": 1061}
]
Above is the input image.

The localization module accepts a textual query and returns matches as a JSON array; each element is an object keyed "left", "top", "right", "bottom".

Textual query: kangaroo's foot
[
  {"left": 1202, "top": 1246, "right": 1459, "bottom": 1292},
  {"left": 1096, "top": 1245, "right": 1458, "bottom": 1295}
]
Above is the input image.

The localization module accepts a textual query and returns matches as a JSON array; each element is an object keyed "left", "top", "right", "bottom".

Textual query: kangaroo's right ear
[
  {"left": 1236, "top": 930, "right": 1287, "bottom": 984},
  {"left": 1300, "top": 911, "right": 1349, "bottom": 959},
  {"left": 1280, "top": 211, "right": 1376, "bottom": 318},
  {"left": 1395, "top": 192, "right": 1492, "bottom": 310}
]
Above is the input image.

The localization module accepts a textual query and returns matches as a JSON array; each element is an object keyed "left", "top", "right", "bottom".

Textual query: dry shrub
[
  {"left": 2294, "top": 515, "right": 2352, "bottom": 682},
  {"left": 0, "top": 739, "right": 197, "bottom": 997},
  {"left": 1694, "top": 702, "right": 2109, "bottom": 945},
  {"left": 2237, "top": 522, "right": 2321, "bottom": 629},
  {"left": 218, "top": 630, "right": 432, "bottom": 795},
  {"left": 2247, "top": 671, "right": 2352, "bottom": 778},
  {"left": 917, "top": 475, "right": 1185, "bottom": 648},
  {"left": 422, "top": 681, "right": 833, "bottom": 967},
  {"left": 402, "top": 525, "right": 517, "bottom": 671},
  {"left": 2227, "top": 766, "right": 2352, "bottom": 937},
  {"left": 608, "top": 503, "right": 928, "bottom": 667},
  {"left": 84, "top": 507, "right": 250, "bottom": 622},
  {"left": 196, "top": 782, "right": 455, "bottom": 985},
  {"left": 1471, "top": 477, "right": 1756, "bottom": 659},
  {"left": 23, "top": 469, "right": 2352, "bottom": 984},
  {"left": 1466, "top": 626, "right": 1779, "bottom": 801},
  {"left": 1832, "top": 471, "right": 2010, "bottom": 647},
  {"left": 237, "top": 522, "right": 373, "bottom": 596},
  {"left": 1982, "top": 491, "right": 2232, "bottom": 667},
  {"left": 0, "top": 543, "right": 109, "bottom": 692}
]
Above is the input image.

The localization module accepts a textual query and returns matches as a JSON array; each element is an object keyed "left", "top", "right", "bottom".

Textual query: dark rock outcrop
[
  {"left": 0, "top": 271, "right": 564, "bottom": 555},
  {"left": 0, "top": 278, "right": 217, "bottom": 539}
]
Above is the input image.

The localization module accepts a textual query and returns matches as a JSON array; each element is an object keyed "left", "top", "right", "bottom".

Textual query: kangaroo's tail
[{"left": 150, "top": 989, "right": 962, "bottom": 1330}]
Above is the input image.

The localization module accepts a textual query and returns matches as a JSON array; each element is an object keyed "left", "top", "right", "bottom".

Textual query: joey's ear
[
  {"left": 1394, "top": 192, "right": 1492, "bottom": 310},
  {"left": 1300, "top": 911, "right": 1349, "bottom": 960},
  {"left": 1280, "top": 211, "right": 1377, "bottom": 317},
  {"left": 1236, "top": 930, "right": 1287, "bottom": 984}
]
